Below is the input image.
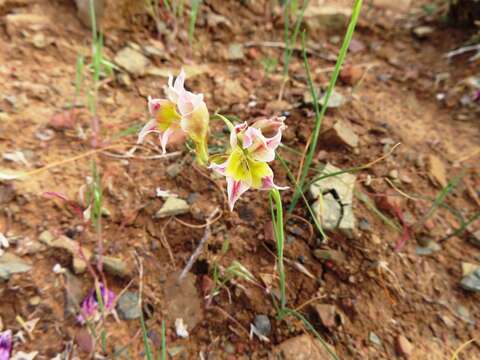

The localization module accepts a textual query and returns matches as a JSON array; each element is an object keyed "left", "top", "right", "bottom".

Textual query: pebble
[
  {"left": 313, "top": 249, "right": 346, "bottom": 264},
  {"left": 75, "top": 328, "right": 94, "bottom": 353},
  {"left": 0, "top": 253, "right": 32, "bottom": 281},
  {"left": 415, "top": 240, "right": 441, "bottom": 256},
  {"left": 117, "top": 291, "right": 142, "bottom": 320},
  {"left": 309, "top": 163, "right": 357, "bottom": 237},
  {"left": 369, "top": 332, "right": 382, "bottom": 346},
  {"left": 227, "top": 43, "right": 245, "bottom": 61},
  {"left": 461, "top": 262, "right": 479, "bottom": 276},
  {"left": 101, "top": 256, "right": 131, "bottom": 278},
  {"left": 253, "top": 314, "right": 271, "bottom": 336},
  {"left": 166, "top": 163, "right": 183, "bottom": 178},
  {"left": 426, "top": 154, "right": 447, "bottom": 188},
  {"left": 340, "top": 64, "right": 364, "bottom": 86},
  {"left": 413, "top": 26, "right": 434, "bottom": 39},
  {"left": 460, "top": 268, "right": 480, "bottom": 293},
  {"left": 358, "top": 218, "right": 371, "bottom": 232},
  {"left": 114, "top": 47, "right": 150, "bottom": 77},
  {"left": 319, "top": 90, "right": 346, "bottom": 108},
  {"left": 396, "top": 335, "right": 413, "bottom": 358},
  {"left": 273, "top": 334, "right": 338, "bottom": 360},
  {"left": 39, "top": 231, "right": 91, "bottom": 274},
  {"left": 323, "top": 120, "right": 359, "bottom": 148},
  {"left": 304, "top": 5, "right": 352, "bottom": 32},
  {"left": 313, "top": 304, "right": 339, "bottom": 328},
  {"left": 29, "top": 296, "right": 41, "bottom": 306},
  {"left": 388, "top": 169, "right": 399, "bottom": 180},
  {"left": 155, "top": 197, "right": 190, "bottom": 218}
]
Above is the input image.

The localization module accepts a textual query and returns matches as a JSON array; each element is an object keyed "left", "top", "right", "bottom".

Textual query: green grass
[
  {"left": 282, "top": 0, "right": 309, "bottom": 78},
  {"left": 188, "top": 0, "right": 201, "bottom": 44},
  {"left": 289, "top": 0, "right": 363, "bottom": 212}
]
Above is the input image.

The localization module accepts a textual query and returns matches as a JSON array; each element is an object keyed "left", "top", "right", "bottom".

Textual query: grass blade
[
  {"left": 289, "top": 0, "right": 363, "bottom": 211},
  {"left": 188, "top": 0, "right": 201, "bottom": 44}
]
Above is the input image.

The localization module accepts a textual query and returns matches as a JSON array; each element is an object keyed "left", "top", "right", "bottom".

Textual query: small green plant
[
  {"left": 289, "top": 0, "right": 363, "bottom": 212},
  {"left": 261, "top": 57, "right": 278, "bottom": 74}
]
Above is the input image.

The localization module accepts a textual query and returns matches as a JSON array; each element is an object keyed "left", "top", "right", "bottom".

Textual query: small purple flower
[
  {"left": 0, "top": 330, "right": 12, "bottom": 360},
  {"left": 474, "top": 89, "right": 480, "bottom": 102},
  {"left": 77, "top": 283, "right": 116, "bottom": 324}
]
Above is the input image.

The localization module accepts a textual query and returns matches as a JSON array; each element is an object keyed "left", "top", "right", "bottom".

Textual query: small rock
[
  {"left": 369, "top": 332, "right": 382, "bottom": 346},
  {"left": 223, "top": 342, "right": 235, "bottom": 354},
  {"left": 358, "top": 218, "right": 371, "bottom": 232},
  {"left": 426, "top": 154, "right": 448, "bottom": 188},
  {"left": 396, "top": 335, "right": 413, "bottom": 358},
  {"left": 28, "top": 296, "right": 41, "bottom": 307},
  {"left": 48, "top": 110, "right": 76, "bottom": 130},
  {"left": 304, "top": 5, "right": 352, "bottom": 32},
  {"left": 117, "top": 291, "right": 142, "bottom": 320},
  {"left": 313, "top": 249, "right": 346, "bottom": 264},
  {"left": 273, "top": 334, "right": 337, "bottom": 360},
  {"left": 309, "top": 163, "right": 356, "bottom": 237},
  {"left": 388, "top": 169, "right": 399, "bottom": 179},
  {"left": 372, "top": 0, "right": 411, "bottom": 11},
  {"left": 0, "top": 184, "right": 15, "bottom": 204},
  {"left": 5, "top": 13, "right": 50, "bottom": 37},
  {"left": 74, "top": 0, "right": 104, "bottom": 29},
  {"left": 0, "top": 253, "right": 32, "bottom": 281},
  {"left": 114, "top": 47, "right": 150, "bottom": 77},
  {"left": 117, "top": 73, "right": 132, "bottom": 88},
  {"left": 340, "top": 64, "right": 364, "bottom": 85},
  {"left": 306, "top": 89, "right": 346, "bottom": 108},
  {"left": 322, "top": 120, "right": 359, "bottom": 148},
  {"left": 31, "top": 32, "right": 51, "bottom": 48},
  {"left": 75, "top": 328, "right": 94, "bottom": 353},
  {"left": 39, "top": 232, "right": 91, "bottom": 274},
  {"left": 415, "top": 240, "right": 441, "bottom": 256},
  {"left": 455, "top": 305, "right": 475, "bottom": 324},
  {"left": 155, "top": 197, "right": 190, "bottom": 218},
  {"left": 167, "top": 346, "right": 185, "bottom": 357},
  {"left": 166, "top": 163, "right": 183, "bottom": 178},
  {"left": 253, "top": 314, "right": 271, "bottom": 336},
  {"left": 461, "top": 262, "right": 480, "bottom": 276},
  {"left": 468, "top": 230, "right": 480, "bottom": 247},
  {"left": 413, "top": 26, "right": 434, "bottom": 39},
  {"left": 175, "top": 318, "right": 189, "bottom": 338},
  {"left": 227, "top": 43, "right": 245, "bottom": 61},
  {"left": 460, "top": 268, "right": 480, "bottom": 293},
  {"left": 312, "top": 304, "right": 339, "bottom": 328},
  {"left": 101, "top": 256, "right": 131, "bottom": 278}
]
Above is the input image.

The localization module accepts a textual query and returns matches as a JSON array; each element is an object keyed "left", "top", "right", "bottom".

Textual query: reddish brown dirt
[{"left": 0, "top": 0, "right": 479, "bottom": 359}]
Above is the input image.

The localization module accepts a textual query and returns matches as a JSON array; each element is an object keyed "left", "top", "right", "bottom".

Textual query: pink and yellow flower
[
  {"left": 210, "top": 116, "right": 288, "bottom": 211},
  {"left": 77, "top": 283, "right": 116, "bottom": 325},
  {"left": 138, "top": 69, "right": 209, "bottom": 164}
]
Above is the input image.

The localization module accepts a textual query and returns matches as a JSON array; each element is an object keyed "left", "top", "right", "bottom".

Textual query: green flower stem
[{"left": 270, "top": 188, "right": 286, "bottom": 311}]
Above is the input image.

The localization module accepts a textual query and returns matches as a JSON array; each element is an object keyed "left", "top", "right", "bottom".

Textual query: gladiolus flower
[
  {"left": 77, "top": 283, "right": 116, "bottom": 324},
  {"left": 138, "top": 69, "right": 209, "bottom": 164},
  {"left": 0, "top": 330, "right": 12, "bottom": 360},
  {"left": 210, "top": 116, "right": 288, "bottom": 211}
]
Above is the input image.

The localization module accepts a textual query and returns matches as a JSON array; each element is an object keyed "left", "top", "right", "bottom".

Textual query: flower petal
[
  {"left": 208, "top": 159, "right": 228, "bottom": 176},
  {"left": 243, "top": 127, "right": 276, "bottom": 163},
  {"left": 137, "top": 118, "right": 158, "bottom": 144},
  {"left": 179, "top": 102, "right": 209, "bottom": 143},
  {"left": 230, "top": 122, "right": 248, "bottom": 149},
  {"left": 77, "top": 283, "right": 116, "bottom": 325},
  {"left": 148, "top": 96, "right": 162, "bottom": 117},
  {"left": 248, "top": 160, "right": 273, "bottom": 188},
  {"left": 0, "top": 330, "right": 12, "bottom": 360},
  {"left": 227, "top": 177, "right": 250, "bottom": 211},
  {"left": 260, "top": 175, "right": 289, "bottom": 191},
  {"left": 252, "top": 116, "right": 286, "bottom": 138},
  {"left": 225, "top": 148, "right": 252, "bottom": 183}
]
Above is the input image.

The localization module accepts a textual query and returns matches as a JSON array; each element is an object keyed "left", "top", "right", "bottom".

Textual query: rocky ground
[{"left": 0, "top": 0, "right": 479, "bottom": 359}]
